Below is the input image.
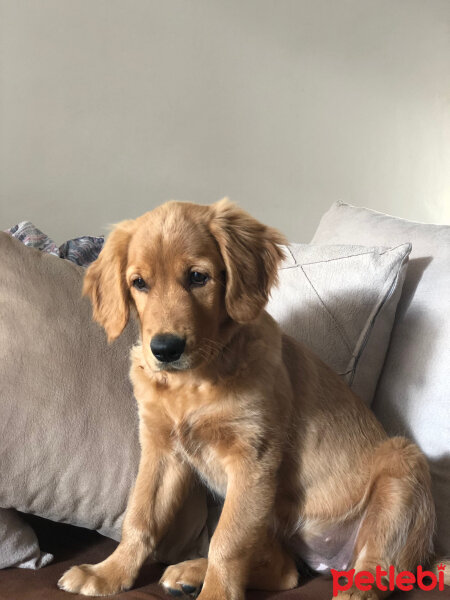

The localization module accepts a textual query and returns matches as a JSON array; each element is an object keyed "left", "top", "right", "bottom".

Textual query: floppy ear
[
  {"left": 209, "top": 198, "right": 286, "bottom": 323},
  {"left": 83, "top": 219, "right": 137, "bottom": 341}
]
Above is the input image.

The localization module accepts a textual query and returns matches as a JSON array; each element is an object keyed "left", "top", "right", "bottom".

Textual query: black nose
[{"left": 150, "top": 334, "right": 186, "bottom": 363}]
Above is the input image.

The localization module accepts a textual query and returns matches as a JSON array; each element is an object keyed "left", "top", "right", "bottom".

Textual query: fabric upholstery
[
  {"left": 267, "top": 242, "right": 411, "bottom": 404},
  {"left": 312, "top": 202, "right": 450, "bottom": 556},
  {"left": 0, "top": 509, "right": 52, "bottom": 569}
]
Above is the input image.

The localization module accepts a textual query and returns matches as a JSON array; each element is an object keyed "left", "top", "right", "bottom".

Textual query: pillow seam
[
  {"left": 347, "top": 255, "right": 408, "bottom": 386},
  {"left": 280, "top": 244, "right": 409, "bottom": 270}
]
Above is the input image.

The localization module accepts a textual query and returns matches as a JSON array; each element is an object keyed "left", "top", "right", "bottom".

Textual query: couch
[{"left": 1, "top": 203, "right": 449, "bottom": 599}]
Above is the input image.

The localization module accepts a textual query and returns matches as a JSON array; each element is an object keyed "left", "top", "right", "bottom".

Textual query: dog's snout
[{"left": 150, "top": 334, "right": 186, "bottom": 363}]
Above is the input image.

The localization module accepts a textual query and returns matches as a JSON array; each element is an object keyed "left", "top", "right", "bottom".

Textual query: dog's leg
[
  {"left": 179, "top": 463, "right": 284, "bottom": 600},
  {"left": 161, "top": 539, "right": 297, "bottom": 597},
  {"left": 58, "top": 445, "right": 192, "bottom": 596},
  {"left": 335, "top": 437, "right": 435, "bottom": 600}
]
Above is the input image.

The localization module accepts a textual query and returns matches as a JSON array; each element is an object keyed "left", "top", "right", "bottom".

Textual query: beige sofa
[{"left": 1, "top": 203, "right": 449, "bottom": 599}]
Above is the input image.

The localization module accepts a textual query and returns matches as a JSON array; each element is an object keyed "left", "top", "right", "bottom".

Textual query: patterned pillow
[{"left": 267, "top": 242, "right": 411, "bottom": 405}]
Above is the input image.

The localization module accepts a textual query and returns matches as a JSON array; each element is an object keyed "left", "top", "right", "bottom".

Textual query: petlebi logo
[{"left": 331, "top": 564, "right": 447, "bottom": 596}]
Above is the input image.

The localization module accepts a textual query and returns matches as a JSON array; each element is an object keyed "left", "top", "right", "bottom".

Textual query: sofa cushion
[
  {"left": 267, "top": 242, "right": 411, "bottom": 405},
  {"left": 311, "top": 202, "right": 450, "bottom": 556},
  {"left": 0, "top": 232, "right": 209, "bottom": 570}
]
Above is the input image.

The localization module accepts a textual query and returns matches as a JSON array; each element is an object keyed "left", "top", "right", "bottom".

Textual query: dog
[{"left": 58, "top": 199, "right": 441, "bottom": 599}]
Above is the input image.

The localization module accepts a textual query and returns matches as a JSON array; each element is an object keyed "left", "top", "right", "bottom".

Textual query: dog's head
[{"left": 83, "top": 199, "right": 285, "bottom": 372}]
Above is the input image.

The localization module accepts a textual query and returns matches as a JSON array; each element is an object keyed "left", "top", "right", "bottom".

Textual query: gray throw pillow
[
  {"left": 312, "top": 201, "right": 450, "bottom": 556},
  {"left": 267, "top": 243, "right": 410, "bottom": 405},
  {"left": 0, "top": 509, "right": 53, "bottom": 569}
]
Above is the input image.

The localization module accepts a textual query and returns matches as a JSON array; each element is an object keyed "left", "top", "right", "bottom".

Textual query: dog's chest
[
  {"left": 146, "top": 377, "right": 262, "bottom": 497},
  {"left": 172, "top": 408, "right": 238, "bottom": 496},
  {"left": 162, "top": 391, "right": 249, "bottom": 497},
  {"left": 175, "top": 433, "right": 228, "bottom": 497}
]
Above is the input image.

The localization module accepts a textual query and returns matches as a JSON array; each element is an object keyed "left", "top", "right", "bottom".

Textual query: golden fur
[{"left": 58, "top": 199, "right": 439, "bottom": 599}]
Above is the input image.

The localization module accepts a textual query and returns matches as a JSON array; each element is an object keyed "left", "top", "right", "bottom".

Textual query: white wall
[{"left": 1, "top": 0, "right": 449, "bottom": 244}]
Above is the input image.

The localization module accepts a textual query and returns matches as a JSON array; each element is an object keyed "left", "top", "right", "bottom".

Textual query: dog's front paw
[
  {"left": 335, "top": 587, "right": 381, "bottom": 600},
  {"left": 58, "top": 563, "right": 133, "bottom": 596},
  {"left": 160, "top": 558, "right": 207, "bottom": 597}
]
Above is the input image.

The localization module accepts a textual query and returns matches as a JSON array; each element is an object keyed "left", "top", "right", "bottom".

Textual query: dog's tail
[{"left": 431, "top": 558, "right": 450, "bottom": 586}]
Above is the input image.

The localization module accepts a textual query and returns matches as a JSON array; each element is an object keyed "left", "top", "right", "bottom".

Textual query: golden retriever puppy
[{"left": 58, "top": 199, "right": 438, "bottom": 600}]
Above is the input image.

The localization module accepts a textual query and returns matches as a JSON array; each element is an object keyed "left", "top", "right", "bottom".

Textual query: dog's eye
[
  {"left": 189, "top": 271, "right": 209, "bottom": 286},
  {"left": 132, "top": 277, "right": 147, "bottom": 291}
]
